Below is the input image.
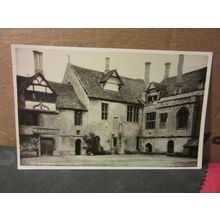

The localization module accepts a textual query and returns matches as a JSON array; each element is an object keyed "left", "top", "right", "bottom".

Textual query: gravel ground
[{"left": 20, "top": 154, "right": 197, "bottom": 168}]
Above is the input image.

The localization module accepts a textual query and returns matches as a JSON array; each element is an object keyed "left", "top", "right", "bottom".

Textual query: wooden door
[
  {"left": 167, "top": 140, "right": 174, "bottom": 154},
  {"left": 75, "top": 139, "right": 81, "bottom": 155},
  {"left": 40, "top": 138, "right": 54, "bottom": 156}
]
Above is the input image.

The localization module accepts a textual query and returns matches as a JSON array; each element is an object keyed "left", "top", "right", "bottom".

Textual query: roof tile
[{"left": 71, "top": 65, "right": 145, "bottom": 104}]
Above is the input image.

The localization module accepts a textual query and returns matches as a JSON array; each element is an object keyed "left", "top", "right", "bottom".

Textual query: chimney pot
[
  {"left": 105, "top": 57, "right": 110, "bottom": 72},
  {"left": 33, "top": 51, "right": 43, "bottom": 74},
  {"left": 177, "top": 54, "right": 184, "bottom": 84},
  {"left": 144, "top": 62, "right": 151, "bottom": 88},
  {"left": 164, "top": 62, "right": 171, "bottom": 80}
]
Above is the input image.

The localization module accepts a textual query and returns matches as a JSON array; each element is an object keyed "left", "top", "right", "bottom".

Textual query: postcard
[{"left": 11, "top": 45, "right": 212, "bottom": 169}]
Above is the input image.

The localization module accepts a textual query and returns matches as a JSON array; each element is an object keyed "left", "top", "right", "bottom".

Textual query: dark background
[{"left": 0, "top": 145, "right": 206, "bottom": 192}]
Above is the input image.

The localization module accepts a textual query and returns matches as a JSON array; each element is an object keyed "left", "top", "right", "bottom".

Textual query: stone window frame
[
  {"left": 147, "top": 95, "right": 158, "bottom": 103},
  {"left": 75, "top": 110, "right": 82, "bottom": 126},
  {"left": 160, "top": 113, "right": 168, "bottom": 129},
  {"left": 176, "top": 107, "right": 189, "bottom": 130},
  {"left": 101, "top": 103, "right": 108, "bottom": 120},
  {"left": 145, "top": 112, "right": 156, "bottom": 129},
  {"left": 127, "top": 105, "right": 139, "bottom": 122}
]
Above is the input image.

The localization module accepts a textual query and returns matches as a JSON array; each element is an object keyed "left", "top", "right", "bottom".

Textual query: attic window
[
  {"left": 103, "top": 77, "right": 120, "bottom": 92},
  {"left": 147, "top": 95, "right": 158, "bottom": 103}
]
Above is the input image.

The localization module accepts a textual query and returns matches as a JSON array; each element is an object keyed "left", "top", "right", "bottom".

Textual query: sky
[{"left": 15, "top": 46, "right": 209, "bottom": 83}]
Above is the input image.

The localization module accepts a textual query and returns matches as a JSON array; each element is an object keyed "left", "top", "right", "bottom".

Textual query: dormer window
[
  {"left": 147, "top": 95, "right": 158, "bottom": 103},
  {"left": 145, "top": 82, "right": 161, "bottom": 103},
  {"left": 100, "top": 69, "right": 124, "bottom": 93},
  {"left": 103, "top": 77, "right": 120, "bottom": 92}
]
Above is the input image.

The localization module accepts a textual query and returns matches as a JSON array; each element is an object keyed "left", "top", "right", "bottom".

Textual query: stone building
[
  {"left": 62, "top": 57, "right": 145, "bottom": 154},
  {"left": 17, "top": 51, "right": 87, "bottom": 157},
  {"left": 140, "top": 55, "right": 206, "bottom": 157},
  {"left": 17, "top": 51, "right": 206, "bottom": 158}
]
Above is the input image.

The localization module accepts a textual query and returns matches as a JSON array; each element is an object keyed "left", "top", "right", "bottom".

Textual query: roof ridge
[
  {"left": 71, "top": 64, "right": 104, "bottom": 75},
  {"left": 48, "top": 80, "right": 73, "bottom": 87},
  {"left": 120, "top": 75, "right": 144, "bottom": 82},
  {"left": 163, "top": 66, "right": 207, "bottom": 81},
  {"left": 71, "top": 63, "right": 145, "bottom": 82},
  {"left": 17, "top": 75, "right": 66, "bottom": 86}
]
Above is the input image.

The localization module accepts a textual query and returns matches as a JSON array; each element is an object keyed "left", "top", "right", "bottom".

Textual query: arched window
[
  {"left": 176, "top": 107, "right": 189, "bottom": 129},
  {"left": 145, "top": 143, "right": 153, "bottom": 153},
  {"left": 167, "top": 140, "right": 174, "bottom": 154},
  {"left": 75, "top": 139, "right": 81, "bottom": 155}
]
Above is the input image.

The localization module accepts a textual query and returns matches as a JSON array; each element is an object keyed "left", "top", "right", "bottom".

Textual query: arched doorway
[
  {"left": 167, "top": 140, "right": 174, "bottom": 154},
  {"left": 75, "top": 139, "right": 81, "bottom": 155},
  {"left": 145, "top": 143, "right": 153, "bottom": 153}
]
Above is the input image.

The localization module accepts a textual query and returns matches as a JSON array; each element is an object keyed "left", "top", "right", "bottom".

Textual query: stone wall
[
  {"left": 83, "top": 99, "right": 142, "bottom": 152},
  {"left": 141, "top": 137, "right": 189, "bottom": 153},
  {"left": 56, "top": 109, "right": 85, "bottom": 155},
  {"left": 143, "top": 95, "right": 197, "bottom": 138},
  {"left": 141, "top": 92, "right": 203, "bottom": 153},
  {"left": 38, "top": 112, "right": 59, "bottom": 129}
]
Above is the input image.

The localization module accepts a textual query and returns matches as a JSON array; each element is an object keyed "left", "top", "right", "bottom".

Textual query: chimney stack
[
  {"left": 176, "top": 54, "right": 184, "bottom": 84},
  {"left": 33, "top": 50, "right": 43, "bottom": 74},
  {"left": 144, "top": 62, "right": 151, "bottom": 88},
  {"left": 105, "top": 57, "right": 110, "bottom": 72},
  {"left": 164, "top": 62, "right": 171, "bottom": 80}
]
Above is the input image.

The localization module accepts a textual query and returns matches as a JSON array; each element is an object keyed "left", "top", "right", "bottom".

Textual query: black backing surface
[{"left": 0, "top": 146, "right": 206, "bottom": 193}]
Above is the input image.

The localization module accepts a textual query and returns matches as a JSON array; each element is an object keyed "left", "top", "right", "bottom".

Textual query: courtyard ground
[{"left": 20, "top": 154, "right": 197, "bottom": 168}]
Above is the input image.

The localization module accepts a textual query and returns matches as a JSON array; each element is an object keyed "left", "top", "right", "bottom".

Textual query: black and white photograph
[{"left": 11, "top": 45, "right": 212, "bottom": 169}]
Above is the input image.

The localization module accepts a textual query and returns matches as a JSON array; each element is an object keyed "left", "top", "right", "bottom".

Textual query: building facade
[
  {"left": 17, "top": 51, "right": 206, "bottom": 158},
  {"left": 17, "top": 51, "right": 87, "bottom": 157},
  {"left": 140, "top": 57, "right": 206, "bottom": 157}
]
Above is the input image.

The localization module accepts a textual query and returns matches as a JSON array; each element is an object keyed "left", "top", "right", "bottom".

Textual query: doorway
[
  {"left": 136, "top": 137, "right": 140, "bottom": 151},
  {"left": 75, "top": 139, "right": 81, "bottom": 155},
  {"left": 167, "top": 140, "right": 174, "bottom": 154},
  {"left": 40, "top": 138, "right": 54, "bottom": 156},
  {"left": 145, "top": 143, "right": 152, "bottom": 153},
  {"left": 113, "top": 137, "right": 117, "bottom": 147}
]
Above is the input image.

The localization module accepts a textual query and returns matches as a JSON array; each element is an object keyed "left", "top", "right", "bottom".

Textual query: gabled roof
[
  {"left": 48, "top": 81, "right": 87, "bottom": 110},
  {"left": 146, "top": 67, "right": 207, "bottom": 98},
  {"left": 153, "top": 82, "right": 168, "bottom": 92},
  {"left": 17, "top": 75, "right": 87, "bottom": 111},
  {"left": 161, "top": 67, "right": 207, "bottom": 97},
  {"left": 71, "top": 64, "right": 145, "bottom": 104},
  {"left": 99, "top": 69, "right": 124, "bottom": 85},
  {"left": 147, "top": 82, "right": 168, "bottom": 96},
  {"left": 17, "top": 72, "right": 56, "bottom": 95}
]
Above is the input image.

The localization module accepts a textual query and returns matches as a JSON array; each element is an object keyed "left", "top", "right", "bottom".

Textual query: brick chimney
[
  {"left": 176, "top": 54, "right": 184, "bottom": 84},
  {"left": 33, "top": 50, "right": 43, "bottom": 74},
  {"left": 144, "top": 62, "right": 151, "bottom": 88},
  {"left": 164, "top": 62, "right": 171, "bottom": 80},
  {"left": 105, "top": 57, "right": 110, "bottom": 72}
]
